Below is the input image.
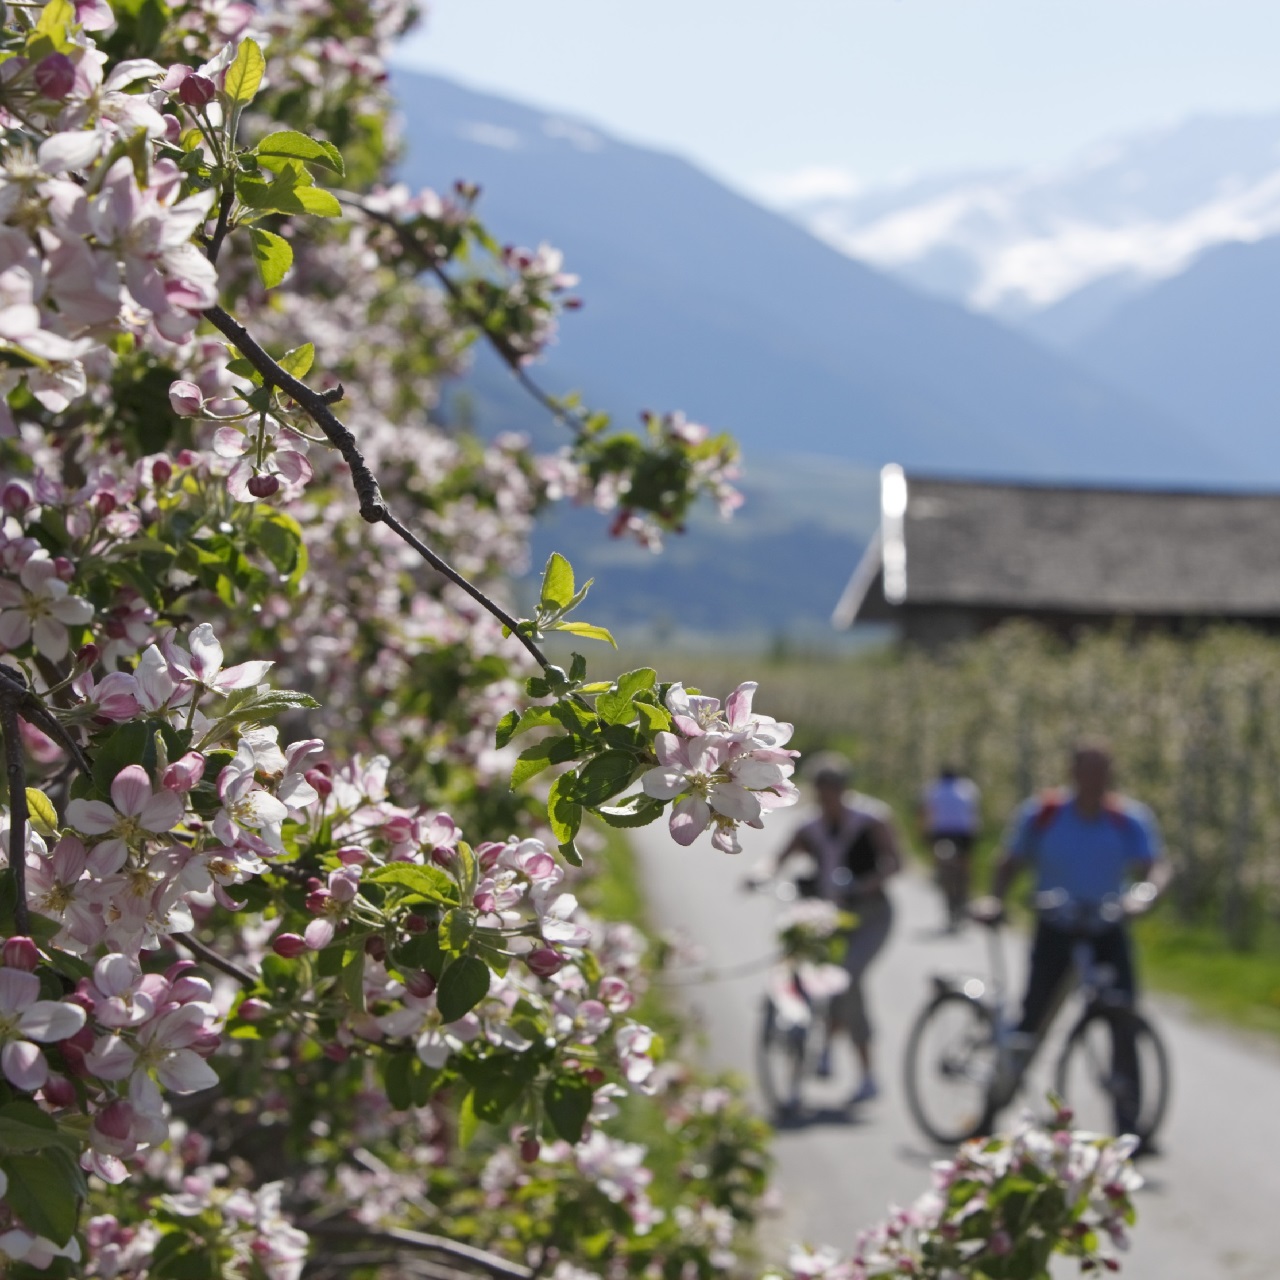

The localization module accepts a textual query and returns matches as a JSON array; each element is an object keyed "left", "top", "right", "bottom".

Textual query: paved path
[{"left": 632, "top": 812, "right": 1280, "bottom": 1277}]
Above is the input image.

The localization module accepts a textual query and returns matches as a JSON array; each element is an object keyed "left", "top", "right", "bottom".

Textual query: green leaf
[
  {"left": 0, "top": 1148, "right": 85, "bottom": 1245},
  {"left": 0, "top": 1103, "right": 77, "bottom": 1156},
  {"left": 539, "top": 552, "right": 575, "bottom": 612},
  {"left": 596, "top": 668, "right": 656, "bottom": 724},
  {"left": 552, "top": 621, "right": 616, "bottom": 648},
  {"left": 253, "top": 509, "right": 308, "bottom": 586},
  {"left": 439, "top": 908, "right": 474, "bottom": 955},
  {"left": 547, "top": 772, "right": 582, "bottom": 847},
  {"left": 457, "top": 1089, "right": 479, "bottom": 1150},
  {"left": 598, "top": 796, "right": 667, "bottom": 829},
  {"left": 291, "top": 185, "right": 342, "bottom": 217},
  {"left": 634, "top": 701, "right": 673, "bottom": 733},
  {"left": 575, "top": 751, "right": 637, "bottom": 808},
  {"left": 366, "top": 863, "right": 457, "bottom": 904},
  {"left": 509, "top": 735, "right": 578, "bottom": 790},
  {"left": 496, "top": 705, "right": 558, "bottom": 750},
  {"left": 24, "top": 789, "right": 57, "bottom": 839},
  {"left": 248, "top": 227, "right": 293, "bottom": 289},
  {"left": 223, "top": 36, "right": 265, "bottom": 106},
  {"left": 90, "top": 719, "right": 188, "bottom": 796},
  {"left": 559, "top": 839, "right": 583, "bottom": 868},
  {"left": 383, "top": 1053, "right": 413, "bottom": 1110},
  {"left": 544, "top": 1075, "right": 594, "bottom": 1144},
  {"left": 436, "top": 955, "right": 490, "bottom": 1023},
  {"left": 255, "top": 129, "right": 345, "bottom": 176},
  {"left": 340, "top": 947, "right": 365, "bottom": 1014},
  {"left": 278, "top": 343, "right": 314, "bottom": 379}
]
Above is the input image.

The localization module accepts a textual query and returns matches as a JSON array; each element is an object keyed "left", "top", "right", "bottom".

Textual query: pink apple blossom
[
  {"left": 65, "top": 763, "right": 185, "bottom": 875},
  {"left": 0, "top": 968, "right": 87, "bottom": 1091},
  {"left": 0, "top": 553, "right": 94, "bottom": 660}
]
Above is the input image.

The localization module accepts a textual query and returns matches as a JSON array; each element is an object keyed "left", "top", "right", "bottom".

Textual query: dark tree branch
[
  {"left": 173, "top": 932, "right": 258, "bottom": 986},
  {"left": 0, "top": 666, "right": 91, "bottom": 778},
  {"left": 0, "top": 695, "right": 30, "bottom": 934},
  {"left": 207, "top": 186, "right": 234, "bottom": 265},
  {"left": 303, "top": 1223, "right": 532, "bottom": 1280},
  {"left": 202, "top": 305, "right": 551, "bottom": 671}
]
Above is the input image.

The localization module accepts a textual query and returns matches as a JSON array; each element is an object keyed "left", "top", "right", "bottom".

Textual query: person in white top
[
  {"left": 919, "top": 766, "right": 981, "bottom": 931},
  {"left": 770, "top": 753, "right": 902, "bottom": 1106}
]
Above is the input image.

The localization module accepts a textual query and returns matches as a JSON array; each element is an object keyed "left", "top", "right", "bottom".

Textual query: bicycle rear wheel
[
  {"left": 1054, "top": 1005, "right": 1170, "bottom": 1144},
  {"left": 903, "top": 989, "right": 998, "bottom": 1145},
  {"left": 756, "top": 996, "right": 809, "bottom": 1120}
]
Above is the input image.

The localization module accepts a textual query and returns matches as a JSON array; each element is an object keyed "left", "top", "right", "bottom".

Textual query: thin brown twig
[
  {"left": 0, "top": 667, "right": 91, "bottom": 777},
  {"left": 302, "top": 1222, "right": 532, "bottom": 1280},
  {"left": 341, "top": 195, "right": 589, "bottom": 439},
  {"left": 173, "top": 931, "right": 258, "bottom": 987},
  {"left": 201, "top": 305, "right": 551, "bottom": 671}
]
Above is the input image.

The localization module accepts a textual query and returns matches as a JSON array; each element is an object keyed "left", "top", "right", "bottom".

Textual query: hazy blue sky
[{"left": 395, "top": 1, "right": 1280, "bottom": 199}]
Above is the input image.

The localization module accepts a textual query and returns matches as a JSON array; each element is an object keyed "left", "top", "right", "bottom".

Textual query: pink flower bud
[
  {"left": 42, "top": 1075, "right": 75, "bottom": 1108},
  {"left": 405, "top": 970, "right": 436, "bottom": 999},
  {"left": 167, "top": 380, "right": 204, "bottom": 417},
  {"left": 52, "top": 556, "right": 74, "bottom": 582},
  {"left": 238, "top": 998, "right": 271, "bottom": 1022},
  {"left": 336, "top": 845, "right": 365, "bottom": 866},
  {"left": 164, "top": 959, "right": 196, "bottom": 983},
  {"left": 95, "top": 492, "right": 116, "bottom": 518},
  {"left": 307, "top": 768, "right": 333, "bottom": 799},
  {"left": 520, "top": 1136, "right": 541, "bottom": 1162},
  {"left": 525, "top": 948, "right": 564, "bottom": 979},
  {"left": 305, "top": 889, "right": 332, "bottom": 914},
  {"left": 94, "top": 1098, "right": 135, "bottom": 1141},
  {"left": 152, "top": 457, "right": 173, "bottom": 486},
  {"left": 364, "top": 936, "right": 387, "bottom": 963},
  {"left": 1, "top": 481, "right": 31, "bottom": 515},
  {"left": 33, "top": 53, "right": 75, "bottom": 100},
  {"left": 404, "top": 914, "right": 428, "bottom": 934},
  {"left": 322, "top": 1043, "right": 350, "bottom": 1063},
  {"left": 177, "top": 73, "right": 217, "bottom": 108},
  {"left": 581, "top": 1066, "right": 605, "bottom": 1086},
  {"left": 177, "top": 449, "right": 197, "bottom": 466},
  {"left": 190, "top": 1031, "right": 221, "bottom": 1057},
  {"left": 75, "top": 642, "right": 99, "bottom": 669},
  {"left": 2, "top": 937, "right": 39, "bottom": 971},
  {"left": 246, "top": 473, "right": 280, "bottom": 499},
  {"left": 272, "top": 933, "right": 308, "bottom": 959},
  {"left": 162, "top": 751, "right": 206, "bottom": 793}
]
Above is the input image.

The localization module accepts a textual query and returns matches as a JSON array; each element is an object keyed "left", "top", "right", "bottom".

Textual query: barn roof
[{"left": 833, "top": 467, "right": 1280, "bottom": 628}]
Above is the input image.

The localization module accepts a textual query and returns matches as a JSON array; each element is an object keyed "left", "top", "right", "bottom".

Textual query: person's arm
[
  {"left": 972, "top": 799, "right": 1035, "bottom": 921},
  {"left": 746, "top": 827, "right": 808, "bottom": 888},
  {"left": 1124, "top": 806, "right": 1172, "bottom": 916}
]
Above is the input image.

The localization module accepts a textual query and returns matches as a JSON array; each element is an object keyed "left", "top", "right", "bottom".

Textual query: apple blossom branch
[
  {"left": 342, "top": 197, "right": 591, "bottom": 440},
  {"left": 202, "top": 305, "right": 552, "bottom": 672},
  {"left": 302, "top": 1221, "right": 533, "bottom": 1280}
]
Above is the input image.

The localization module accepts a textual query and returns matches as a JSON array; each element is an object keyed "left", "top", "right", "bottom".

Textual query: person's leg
[
  {"left": 1016, "top": 922, "right": 1074, "bottom": 1037},
  {"left": 842, "top": 896, "right": 893, "bottom": 1101},
  {"left": 1096, "top": 927, "right": 1141, "bottom": 1134}
]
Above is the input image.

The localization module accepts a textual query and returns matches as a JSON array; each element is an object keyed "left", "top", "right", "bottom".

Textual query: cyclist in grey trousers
[{"left": 771, "top": 753, "right": 902, "bottom": 1106}]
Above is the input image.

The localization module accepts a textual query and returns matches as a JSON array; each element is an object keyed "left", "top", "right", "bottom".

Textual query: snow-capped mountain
[{"left": 767, "top": 112, "right": 1280, "bottom": 339}]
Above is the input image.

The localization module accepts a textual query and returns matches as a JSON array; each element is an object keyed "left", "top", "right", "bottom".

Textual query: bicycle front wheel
[
  {"left": 1054, "top": 1005, "right": 1170, "bottom": 1144},
  {"left": 756, "top": 996, "right": 809, "bottom": 1120},
  {"left": 904, "top": 989, "right": 997, "bottom": 1146}
]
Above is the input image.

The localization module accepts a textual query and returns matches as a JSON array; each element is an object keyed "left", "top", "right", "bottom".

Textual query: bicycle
[
  {"left": 903, "top": 891, "right": 1170, "bottom": 1148},
  {"left": 745, "top": 863, "right": 856, "bottom": 1122},
  {"left": 930, "top": 835, "right": 972, "bottom": 932}
]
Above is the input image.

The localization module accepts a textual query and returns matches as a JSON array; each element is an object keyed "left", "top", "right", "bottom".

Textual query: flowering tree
[{"left": 0, "top": 0, "right": 1142, "bottom": 1275}]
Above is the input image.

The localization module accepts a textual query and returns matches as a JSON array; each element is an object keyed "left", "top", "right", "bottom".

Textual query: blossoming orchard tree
[{"left": 0, "top": 0, "right": 1143, "bottom": 1275}]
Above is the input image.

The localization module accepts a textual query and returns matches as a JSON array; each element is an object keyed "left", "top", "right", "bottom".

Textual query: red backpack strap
[{"left": 1032, "top": 788, "right": 1068, "bottom": 832}]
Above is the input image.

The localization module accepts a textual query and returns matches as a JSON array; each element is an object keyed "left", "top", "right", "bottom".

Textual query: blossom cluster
[
  {"left": 642, "top": 681, "right": 800, "bottom": 854},
  {"left": 766, "top": 1111, "right": 1142, "bottom": 1280}
]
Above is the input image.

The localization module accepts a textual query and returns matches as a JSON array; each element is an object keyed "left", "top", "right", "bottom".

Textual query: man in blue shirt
[{"left": 978, "top": 740, "right": 1169, "bottom": 1111}]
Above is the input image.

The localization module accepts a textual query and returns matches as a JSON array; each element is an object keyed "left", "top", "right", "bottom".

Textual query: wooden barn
[{"left": 832, "top": 466, "right": 1280, "bottom": 646}]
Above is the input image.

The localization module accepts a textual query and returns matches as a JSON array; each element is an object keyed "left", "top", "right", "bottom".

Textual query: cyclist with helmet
[
  {"left": 769, "top": 753, "right": 903, "bottom": 1106},
  {"left": 974, "top": 739, "right": 1170, "bottom": 1135}
]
